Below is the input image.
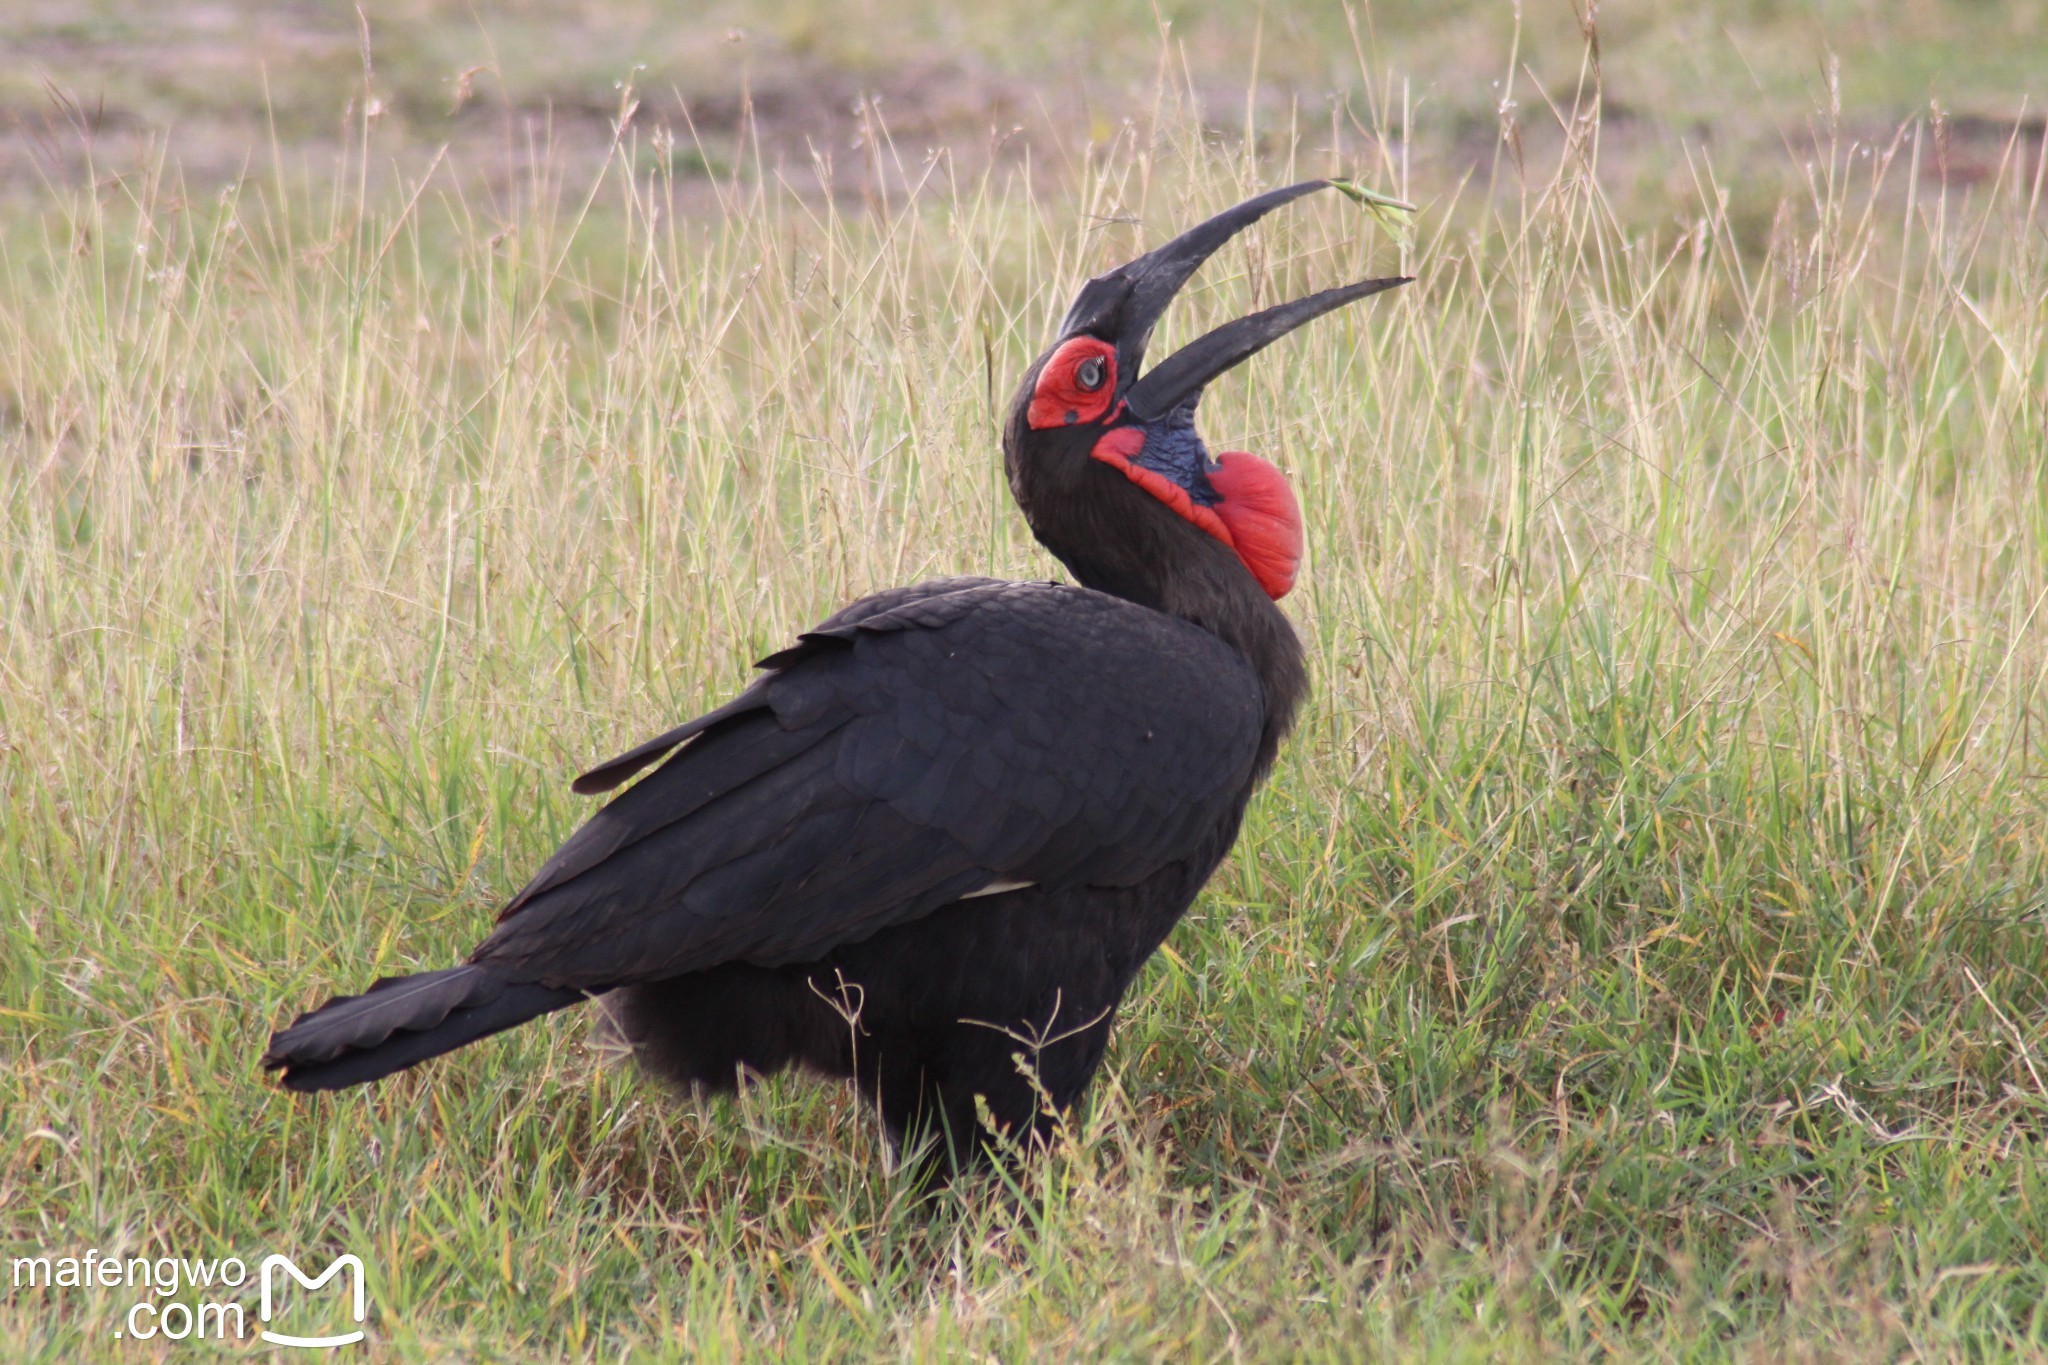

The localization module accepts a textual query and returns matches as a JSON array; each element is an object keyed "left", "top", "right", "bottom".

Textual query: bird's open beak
[{"left": 1057, "top": 179, "right": 1412, "bottom": 423}]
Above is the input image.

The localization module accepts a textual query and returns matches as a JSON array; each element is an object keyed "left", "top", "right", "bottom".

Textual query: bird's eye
[{"left": 1075, "top": 355, "right": 1107, "bottom": 392}]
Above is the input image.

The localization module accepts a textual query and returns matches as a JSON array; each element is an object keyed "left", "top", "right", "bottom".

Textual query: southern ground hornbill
[{"left": 262, "top": 180, "right": 1408, "bottom": 1172}]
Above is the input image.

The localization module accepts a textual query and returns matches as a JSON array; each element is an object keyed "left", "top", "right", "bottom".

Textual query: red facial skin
[
  {"left": 1028, "top": 338, "right": 1305, "bottom": 600},
  {"left": 1027, "top": 338, "right": 1120, "bottom": 430}
]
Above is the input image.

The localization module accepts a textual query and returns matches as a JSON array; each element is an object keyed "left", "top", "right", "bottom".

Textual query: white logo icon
[{"left": 258, "top": 1253, "right": 366, "bottom": 1348}]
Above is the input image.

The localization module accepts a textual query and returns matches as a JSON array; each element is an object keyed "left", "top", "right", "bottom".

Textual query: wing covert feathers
[{"left": 478, "top": 579, "right": 1265, "bottom": 988}]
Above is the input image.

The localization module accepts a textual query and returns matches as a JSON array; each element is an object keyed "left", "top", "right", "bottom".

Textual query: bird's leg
[{"left": 864, "top": 990, "right": 1125, "bottom": 1185}]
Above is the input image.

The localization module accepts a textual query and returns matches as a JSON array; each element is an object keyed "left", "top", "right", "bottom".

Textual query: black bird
[{"left": 262, "top": 180, "right": 1407, "bottom": 1172}]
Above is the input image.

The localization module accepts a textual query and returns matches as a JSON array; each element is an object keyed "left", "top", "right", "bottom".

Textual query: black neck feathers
[{"left": 1003, "top": 412, "right": 1308, "bottom": 771}]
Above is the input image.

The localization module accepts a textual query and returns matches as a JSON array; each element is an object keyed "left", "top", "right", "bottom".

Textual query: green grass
[{"left": 5, "top": 12, "right": 2048, "bottom": 1360}]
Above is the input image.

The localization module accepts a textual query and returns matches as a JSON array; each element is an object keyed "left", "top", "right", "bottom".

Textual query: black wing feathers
[
  {"left": 569, "top": 687, "right": 771, "bottom": 796},
  {"left": 472, "top": 579, "right": 1265, "bottom": 989},
  {"left": 753, "top": 576, "right": 1007, "bottom": 670},
  {"left": 508, "top": 710, "right": 847, "bottom": 919},
  {"left": 575, "top": 577, "right": 1014, "bottom": 796}
]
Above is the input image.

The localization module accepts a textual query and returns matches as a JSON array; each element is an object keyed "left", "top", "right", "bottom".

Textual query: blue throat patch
[{"left": 1129, "top": 403, "right": 1221, "bottom": 507}]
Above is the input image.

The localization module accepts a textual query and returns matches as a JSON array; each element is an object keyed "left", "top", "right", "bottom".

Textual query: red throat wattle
[
  {"left": 1087, "top": 429, "right": 1303, "bottom": 600},
  {"left": 1206, "top": 450, "right": 1303, "bottom": 599}
]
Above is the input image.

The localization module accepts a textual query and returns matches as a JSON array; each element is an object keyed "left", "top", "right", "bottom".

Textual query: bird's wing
[
  {"left": 470, "top": 578, "right": 1265, "bottom": 987},
  {"left": 568, "top": 576, "right": 1010, "bottom": 796}
]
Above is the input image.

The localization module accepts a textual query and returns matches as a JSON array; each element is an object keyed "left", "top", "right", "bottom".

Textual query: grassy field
[{"left": 5, "top": 2, "right": 2048, "bottom": 1359}]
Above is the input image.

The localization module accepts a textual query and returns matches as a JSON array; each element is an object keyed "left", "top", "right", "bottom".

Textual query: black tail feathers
[{"left": 261, "top": 965, "right": 585, "bottom": 1092}]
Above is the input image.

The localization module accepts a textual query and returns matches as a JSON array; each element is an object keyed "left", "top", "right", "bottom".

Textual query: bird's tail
[{"left": 260, "top": 965, "right": 585, "bottom": 1092}]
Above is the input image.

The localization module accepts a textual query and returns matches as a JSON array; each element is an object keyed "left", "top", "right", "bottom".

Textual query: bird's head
[{"left": 1005, "top": 180, "right": 1408, "bottom": 607}]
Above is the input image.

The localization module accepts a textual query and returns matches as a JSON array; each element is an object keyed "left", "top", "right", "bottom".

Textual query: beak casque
[{"left": 1058, "top": 179, "right": 1412, "bottom": 420}]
